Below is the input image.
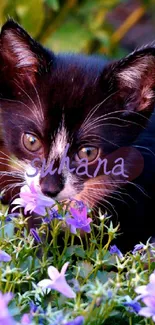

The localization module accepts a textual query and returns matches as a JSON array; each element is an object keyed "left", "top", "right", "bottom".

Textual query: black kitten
[{"left": 0, "top": 19, "right": 155, "bottom": 251}]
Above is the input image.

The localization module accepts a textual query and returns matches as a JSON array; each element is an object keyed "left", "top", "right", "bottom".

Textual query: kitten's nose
[{"left": 40, "top": 175, "right": 64, "bottom": 199}]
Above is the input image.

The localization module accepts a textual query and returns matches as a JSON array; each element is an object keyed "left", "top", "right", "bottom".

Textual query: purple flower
[
  {"left": 49, "top": 209, "right": 62, "bottom": 219},
  {"left": 69, "top": 199, "right": 85, "bottom": 210},
  {"left": 107, "top": 289, "right": 113, "bottom": 299},
  {"left": 0, "top": 291, "right": 15, "bottom": 325},
  {"left": 43, "top": 209, "right": 62, "bottom": 224},
  {"left": 132, "top": 243, "right": 145, "bottom": 254},
  {"left": 21, "top": 313, "right": 32, "bottom": 325},
  {"left": 11, "top": 177, "right": 55, "bottom": 216},
  {"left": 66, "top": 204, "right": 92, "bottom": 234},
  {"left": 38, "top": 262, "right": 76, "bottom": 299},
  {"left": 49, "top": 313, "right": 64, "bottom": 325},
  {"left": 21, "top": 302, "right": 39, "bottom": 324},
  {"left": 29, "top": 301, "right": 38, "bottom": 313},
  {"left": 69, "top": 279, "right": 80, "bottom": 292},
  {"left": 30, "top": 228, "right": 42, "bottom": 243},
  {"left": 64, "top": 316, "right": 84, "bottom": 325},
  {"left": 135, "top": 271, "right": 155, "bottom": 321},
  {"left": 138, "top": 296, "right": 155, "bottom": 320},
  {"left": 109, "top": 245, "right": 123, "bottom": 258},
  {"left": 123, "top": 300, "right": 141, "bottom": 313},
  {"left": 74, "top": 199, "right": 85, "bottom": 212},
  {"left": 0, "top": 250, "right": 11, "bottom": 262},
  {"left": 135, "top": 271, "right": 155, "bottom": 298},
  {"left": 5, "top": 213, "right": 20, "bottom": 222}
]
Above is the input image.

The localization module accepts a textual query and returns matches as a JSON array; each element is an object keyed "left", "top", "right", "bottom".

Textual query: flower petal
[
  {"left": 48, "top": 266, "right": 60, "bottom": 280},
  {"left": 37, "top": 279, "right": 53, "bottom": 288},
  {"left": 66, "top": 218, "right": 76, "bottom": 226},
  {"left": 150, "top": 271, "right": 155, "bottom": 285},
  {"left": 37, "top": 196, "right": 55, "bottom": 205},
  {"left": 24, "top": 202, "right": 35, "bottom": 214},
  {"left": 139, "top": 306, "right": 155, "bottom": 318},
  {"left": 70, "top": 207, "right": 79, "bottom": 218},
  {"left": 33, "top": 206, "right": 46, "bottom": 216},
  {"left": 79, "top": 206, "right": 88, "bottom": 218},
  {"left": 81, "top": 224, "right": 91, "bottom": 233},
  {"left": 21, "top": 313, "right": 32, "bottom": 325},
  {"left": 11, "top": 176, "right": 55, "bottom": 217},
  {"left": 11, "top": 198, "right": 25, "bottom": 206},
  {"left": 70, "top": 225, "right": 77, "bottom": 234},
  {"left": 20, "top": 184, "right": 31, "bottom": 193},
  {"left": 135, "top": 285, "right": 147, "bottom": 295},
  {"left": 142, "top": 296, "right": 155, "bottom": 308},
  {"left": 0, "top": 250, "right": 11, "bottom": 262},
  {"left": 66, "top": 218, "right": 77, "bottom": 233},
  {"left": 132, "top": 243, "right": 145, "bottom": 254},
  {"left": 24, "top": 204, "right": 34, "bottom": 215},
  {"left": 61, "top": 262, "right": 69, "bottom": 276},
  {"left": 12, "top": 205, "right": 22, "bottom": 212},
  {"left": 3, "top": 292, "right": 14, "bottom": 304},
  {"left": 51, "top": 276, "right": 76, "bottom": 298}
]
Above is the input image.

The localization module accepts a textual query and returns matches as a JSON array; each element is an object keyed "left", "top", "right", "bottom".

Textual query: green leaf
[
  {"left": 75, "top": 246, "right": 86, "bottom": 258},
  {"left": 0, "top": 0, "right": 8, "bottom": 24},
  {"left": 96, "top": 270, "right": 109, "bottom": 283},
  {"left": 78, "top": 261, "right": 93, "bottom": 278},
  {"left": 15, "top": 0, "right": 44, "bottom": 37},
  {"left": 45, "top": 0, "right": 59, "bottom": 11},
  {"left": 46, "top": 18, "right": 92, "bottom": 52},
  {"left": 9, "top": 301, "right": 20, "bottom": 317},
  {"left": 0, "top": 222, "right": 14, "bottom": 238},
  {"left": 77, "top": 0, "right": 104, "bottom": 16},
  {"left": 65, "top": 245, "right": 85, "bottom": 258}
]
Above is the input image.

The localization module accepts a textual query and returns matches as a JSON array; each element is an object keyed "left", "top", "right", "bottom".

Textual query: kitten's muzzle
[{"left": 40, "top": 174, "right": 64, "bottom": 198}]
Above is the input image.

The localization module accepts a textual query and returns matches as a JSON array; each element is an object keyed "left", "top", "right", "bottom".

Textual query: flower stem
[{"left": 129, "top": 317, "right": 132, "bottom": 325}]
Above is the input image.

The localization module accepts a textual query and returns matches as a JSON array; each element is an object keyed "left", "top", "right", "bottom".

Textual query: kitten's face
[{"left": 0, "top": 20, "right": 155, "bottom": 210}]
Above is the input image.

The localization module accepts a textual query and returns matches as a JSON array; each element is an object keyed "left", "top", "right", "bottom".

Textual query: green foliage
[
  {"left": 0, "top": 203, "right": 155, "bottom": 324},
  {"left": 0, "top": 0, "right": 154, "bottom": 58}
]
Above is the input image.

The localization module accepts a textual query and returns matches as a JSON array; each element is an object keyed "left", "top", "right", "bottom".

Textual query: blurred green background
[{"left": 0, "top": 0, "right": 155, "bottom": 58}]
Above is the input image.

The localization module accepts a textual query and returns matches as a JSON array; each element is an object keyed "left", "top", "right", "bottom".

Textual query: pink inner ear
[
  {"left": 116, "top": 55, "right": 155, "bottom": 112},
  {"left": 118, "top": 58, "right": 150, "bottom": 88},
  {"left": 2, "top": 30, "right": 38, "bottom": 71},
  {"left": 118, "top": 65, "right": 144, "bottom": 87},
  {"left": 138, "top": 85, "right": 154, "bottom": 111}
]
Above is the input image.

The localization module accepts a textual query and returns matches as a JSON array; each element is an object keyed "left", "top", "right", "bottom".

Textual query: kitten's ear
[
  {"left": 103, "top": 46, "right": 155, "bottom": 115},
  {"left": 0, "top": 19, "right": 52, "bottom": 85}
]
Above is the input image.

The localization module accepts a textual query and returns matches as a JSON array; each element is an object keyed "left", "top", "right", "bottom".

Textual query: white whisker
[
  {"left": 13, "top": 81, "right": 43, "bottom": 125},
  {"left": 80, "top": 91, "right": 119, "bottom": 131},
  {"left": 30, "top": 79, "right": 44, "bottom": 121}
]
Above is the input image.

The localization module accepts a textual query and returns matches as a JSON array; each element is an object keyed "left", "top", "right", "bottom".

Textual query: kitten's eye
[
  {"left": 76, "top": 147, "right": 99, "bottom": 162},
  {"left": 22, "top": 133, "right": 42, "bottom": 152}
]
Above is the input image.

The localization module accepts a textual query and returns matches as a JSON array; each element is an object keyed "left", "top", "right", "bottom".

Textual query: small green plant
[{"left": 0, "top": 177, "right": 155, "bottom": 324}]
